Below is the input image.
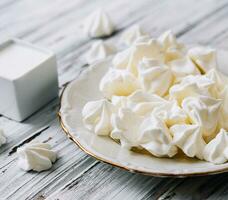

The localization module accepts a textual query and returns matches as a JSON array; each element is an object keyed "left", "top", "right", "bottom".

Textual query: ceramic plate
[{"left": 59, "top": 50, "right": 228, "bottom": 177}]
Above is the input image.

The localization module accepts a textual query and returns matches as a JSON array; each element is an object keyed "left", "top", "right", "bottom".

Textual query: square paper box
[{"left": 0, "top": 39, "right": 58, "bottom": 121}]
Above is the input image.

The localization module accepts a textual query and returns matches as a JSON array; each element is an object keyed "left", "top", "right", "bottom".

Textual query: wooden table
[{"left": 1, "top": 0, "right": 228, "bottom": 199}]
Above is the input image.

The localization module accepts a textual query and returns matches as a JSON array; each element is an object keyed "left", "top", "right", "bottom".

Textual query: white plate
[{"left": 59, "top": 50, "right": 228, "bottom": 177}]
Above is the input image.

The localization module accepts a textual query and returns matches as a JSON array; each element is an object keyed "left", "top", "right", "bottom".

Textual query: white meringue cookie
[
  {"left": 119, "top": 24, "right": 148, "bottom": 46},
  {"left": 127, "top": 39, "right": 164, "bottom": 75},
  {"left": 134, "top": 35, "right": 151, "bottom": 44},
  {"left": 82, "top": 9, "right": 114, "bottom": 38},
  {"left": 158, "top": 30, "right": 186, "bottom": 62},
  {"left": 0, "top": 129, "right": 6, "bottom": 146},
  {"left": 182, "top": 95, "right": 222, "bottom": 137},
  {"left": 203, "top": 129, "right": 228, "bottom": 164},
  {"left": 169, "top": 57, "right": 201, "bottom": 82},
  {"left": 82, "top": 99, "right": 116, "bottom": 136},
  {"left": 86, "top": 40, "right": 116, "bottom": 64},
  {"left": 126, "top": 90, "right": 167, "bottom": 115},
  {"left": 138, "top": 58, "right": 173, "bottom": 96},
  {"left": 188, "top": 46, "right": 217, "bottom": 73},
  {"left": 218, "top": 86, "right": 228, "bottom": 130},
  {"left": 206, "top": 69, "right": 228, "bottom": 98},
  {"left": 170, "top": 124, "right": 206, "bottom": 159},
  {"left": 99, "top": 69, "right": 140, "bottom": 99},
  {"left": 17, "top": 143, "right": 57, "bottom": 172},
  {"left": 152, "top": 101, "right": 188, "bottom": 126},
  {"left": 111, "top": 108, "right": 143, "bottom": 149},
  {"left": 138, "top": 115, "right": 178, "bottom": 157},
  {"left": 112, "top": 48, "right": 132, "bottom": 69},
  {"left": 169, "top": 75, "right": 214, "bottom": 104}
]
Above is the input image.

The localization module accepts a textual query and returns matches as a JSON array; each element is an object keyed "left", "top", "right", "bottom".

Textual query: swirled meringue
[
  {"left": 138, "top": 58, "right": 173, "bottom": 96},
  {"left": 169, "top": 75, "right": 214, "bottom": 104},
  {"left": 82, "top": 9, "right": 114, "bottom": 38},
  {"left": 138, "top": 115, "right": 177, "bottom": 157},
  {"left": 182, "top": 95, "right": 222, "bottom": 138},
  {"left": 205, "top": 69, "right": 228, "bottom": 98},
  {"left": 86, "top": 40, "right": 116, "bottom": 64},
  {"left": 188, "top": 46, "right": 217, "bottom": 73},
  {"left": 111, "top": 109, "right": 177, "bottom": 157},
  {"left": 112, "top": 48, "right": 132, "bottom": 69},
  {"left": 158, "top": 30, "right": 186, "bottom": 62},
  {"left": 127, "top": 39, "right": 164, "bottom": 75},
  {"left": 218, "top": 86, "right": 228, "bottom": 130},
  {"left": 203, "top": 129, "right": 228, "bottom": 164},
  {"left": 111, "top": 90, "right": 166, "bottom": 116},
  {"left": 99, "top": 69, "right": 140, "bottom": 99},
  {"left": 119, "top": 24, "right": 148, "bottom": 46},
  {"left": 152, "top": 101, "right": 188, "bottom": 126},
  {"left": 170, "top": 124, "right": 206, "bottom": 159},
  {"left": 169, "top": 57, "right": 200, "bottom": 82},
  {"left": 82, "top": 99, "right": 116, "bottom": 136},
  {"left": 0, "top": 129, "right": 6, "bottom": 146},
  {"left": 111, "top": 108, "right": 143, "bottom": 149},
  {"left": 17, "top": 143, "right": 57, "bottom": 172}
]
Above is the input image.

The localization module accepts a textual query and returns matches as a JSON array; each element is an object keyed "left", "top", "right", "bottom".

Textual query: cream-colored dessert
[{"left": 82, "top": 30, "right": 228, "bottom": 164}]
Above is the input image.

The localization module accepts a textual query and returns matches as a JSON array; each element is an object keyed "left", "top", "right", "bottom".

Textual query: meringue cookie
[
  {"left": 152, "top": 101, "right": 188, "bottom": 127},
  {"left": 112, "top": 48, "right": 132, "bottom": 69},
  {"left": 0, "top": 129, "right": 6, "bottom": 146},
  {"left": 82, "top": 9, "right": 114, "bottom": 38},
  {"left": 158, "top": 30, "right": 186, "bottom": 62},
  {"left": 126, "top": 90, "right": 167, "bottom": 115},
  {"left": 188, "top": 46, "right": 217, "bottom": 73},
  {"left": 99, "top": 69, "right": 140, "bottom": 99},
  {"left": 169, "top": 75, "right": 214, "bottom": 104},
  {"left": 218, "top": 86, "right": 228, "bottom": 130},
  {"left": 138, "top": 115, "right": 178, "bottom": 157},
  {"left": 205, "top": 69, "right": 228, "bottom": 98},
  {"left": 17, "top": 143, "right": 57, "bottom": 172},
  {"left": 111, "top": 108, "right": 143, "bottom": 149},
  {"left": 82, "top": 99, "right": 116, "bottom": 136},
  {"left": 182, "top": 95, "right": 222, "bottom": 137},
  {"left": 203, "top": 129, "right": 228, "bottom": 164},
  {"left": 138, "top": 58, "right": 173, "bottom": 96},
  {"left": 170, "top": 124, "right": 206, "bottom": 159},
  {"left": 169, "top": 57, "right": 201, "bottom": 82},
  {"left": 86, "top": 40, "right": 116, "bottom": 64},
  {"left": 127, "top": 39, "right": 164, "bottom": 75},
  {"left": 119, "top": 24, "right": 147, "bottom": 46}
]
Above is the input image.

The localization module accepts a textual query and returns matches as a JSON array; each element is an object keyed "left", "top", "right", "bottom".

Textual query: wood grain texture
[{"left": 1, "top": 0, "right": 228, "bottom": 199}]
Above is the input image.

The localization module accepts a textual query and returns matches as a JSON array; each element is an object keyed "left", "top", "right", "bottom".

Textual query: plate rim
[{"left": 58, "top": 59, "right": 228, "bottom": 178}]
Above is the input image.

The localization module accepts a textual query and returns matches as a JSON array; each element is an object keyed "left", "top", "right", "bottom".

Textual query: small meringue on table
[
  {"left": 0, "top": 129, "right": 7, "bottom": 146},
  {"left": 86, "top": 40, "right": 116, "bottom": 64},
  {"left": 82, "top": 99, "right": 116, "bottom": 136},
  {"left": 17, "top": 143, "right": 57, "bottom": 172},
  {"left": 203, "top": 129, "right": 228, "bottom": 164},
  {"left": 99, "top": 68, "right": 140, "bottom": 99},
  {"left": 112, "top": 48, "right": 132, "bottom": 69},
  {"left": 81, "top": 9, "right": 114, "bottom": 38},
  {"left": 138, "top": 58, "right": 173, "bottom": 96},
  {"left": 170, "top": 124, "right": 206, "bottom": 159}
]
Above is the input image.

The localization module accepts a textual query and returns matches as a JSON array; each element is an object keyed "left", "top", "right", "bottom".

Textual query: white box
[{"left": 0, "top": 38, "right": 58, "bottom": 121}]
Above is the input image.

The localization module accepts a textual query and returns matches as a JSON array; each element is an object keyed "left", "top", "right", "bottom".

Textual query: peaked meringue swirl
[
  {"left": 99, "top": 69, "right": 140, "bottom": 99},
  {"left": 82, "top": 9, "right": 114, "bottom": 38},
  {"left": 203, "top": 129, "right": 228, "bottom": 164},
  {"left": 82, "top": 99, "right": 116, "bottom": 136},
  {"left": 138, "top": 58, "right": 173, "bottom": 96},
  {"left": 170, "top": 124, "right": 206, "bottom": 159},
  {"left": 17, "top": 143, "right": 57, "bottom": 172},
  {"left": 86, "top": 40, "right": 116, "bottom": 64}
]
